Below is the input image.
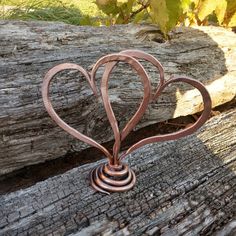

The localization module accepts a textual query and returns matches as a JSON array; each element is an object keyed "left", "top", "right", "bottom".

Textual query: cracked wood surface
[
  {"left": 0, "top": 108, "right": 236, "bottom": 236},
  {"left": 0, "top": 20, "right": 236, "bottom": 175}
]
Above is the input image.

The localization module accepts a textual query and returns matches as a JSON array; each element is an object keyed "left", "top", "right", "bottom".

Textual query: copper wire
[{"left": 42, "top": 50, "right": 212, "bottom": 194}]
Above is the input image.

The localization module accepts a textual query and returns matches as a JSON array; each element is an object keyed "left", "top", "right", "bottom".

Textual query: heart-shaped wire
[
  {"left": 89, "top": 50, "right": 211, "bottom": 161},
  {"left": 42, "top": 55, "right": 155, "bottom": 165},
  {"left": 119, "top": 75, "right": 212, "bottom": 160},
  {"left": 90, "top": 50, "right": 166, "bottom": 164},
  {"left": 42, "top": 52, "right": 212, "bottom": 164},
  {"left": 42, "top": 63, "right": 113, "bottom": 162},
  {"left": 42, "top": 51, "right": 212, "bottom": 194},
  {"left": 91, "top": 53, "right": 154, "bottom": 164}
]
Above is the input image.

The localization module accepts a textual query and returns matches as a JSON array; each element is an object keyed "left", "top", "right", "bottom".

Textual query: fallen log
[
  {"left": 0, "top": 20, "right": 236, "bottom": 175},
  {"left": 0, "top": 108, "right": 235, "bottom": 235}
]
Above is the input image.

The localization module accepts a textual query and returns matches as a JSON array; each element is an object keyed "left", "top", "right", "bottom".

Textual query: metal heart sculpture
[{"left": 42, "top": 50, "right": 212, "bottom": 194}]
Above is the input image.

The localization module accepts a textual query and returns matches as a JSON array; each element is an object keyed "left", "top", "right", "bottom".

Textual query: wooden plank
[
  {"left": 0, "top": 108, "right": 235, "bottom": 235},
  {"left": 0, "top": 20, "right": 236, "bottom": 175}
]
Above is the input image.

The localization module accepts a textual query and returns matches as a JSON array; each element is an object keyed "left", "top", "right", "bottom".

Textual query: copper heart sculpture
[{"left": 42, "top": 50, "right": 212, "bottom": 194}]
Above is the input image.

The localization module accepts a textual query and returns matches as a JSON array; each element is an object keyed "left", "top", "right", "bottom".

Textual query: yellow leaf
[
  {"left": 150, "top": 0, "right": 182, "bottom": 35},
  {"left": 197, "top": 0, "right": 217, "bottom": 21},
  {"left": 229, "top": 12, "right": 236, "bottom": 26},
  {"left": 224, "top": 0, "right": 236, "bottom": 26},
  {"left": 215, "top": 0, "right": 227, "bottom": 25},
  {"left": 181, "top": 0, "right": 192, "bottom": 13},
  {"left": 150, "top": 0, "right": 169, "bottom": 34}
]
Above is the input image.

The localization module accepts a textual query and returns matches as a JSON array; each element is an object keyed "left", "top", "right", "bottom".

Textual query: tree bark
[
  {"left": 0, "top": 108, "right": 235, "bottom": 235},
  {"left": 0, "top": 20, "right": 236, "bottom": 175}
]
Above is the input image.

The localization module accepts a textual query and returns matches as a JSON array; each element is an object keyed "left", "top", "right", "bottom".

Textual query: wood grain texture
[
  {"left": 0, "top": 20, "right": 236, "bottom": 175},
  {"left": 0, "top": 109, "right": 235, "bottom": 235}
]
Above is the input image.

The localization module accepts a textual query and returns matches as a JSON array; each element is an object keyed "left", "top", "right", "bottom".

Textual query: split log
[
  {"left": 0, "top": 108, "right": 235, "bottom": 235},
  {"left": 0, "top": 20, "right": 236, "bottom": 175}
]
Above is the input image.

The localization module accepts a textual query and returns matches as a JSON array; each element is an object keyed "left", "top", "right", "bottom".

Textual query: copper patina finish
[{"left": 42, "top": 50, "right": 212, "bottom": 194}]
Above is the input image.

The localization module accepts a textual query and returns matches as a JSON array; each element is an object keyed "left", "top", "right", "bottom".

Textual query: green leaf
[
  {"left": 150, "top": 0, "right": 182, "bottom": 35},
  {"left": 116, "top": 12, "right": 125, "bottom": 23},
  {"left": 126, "top": 0, "right": 135, "bottom": 11},
  {"left": 96, "top": 0, "right": 120, "bottom": 15},
  {"left": 133, "top": 9, "right": 148, "bottom": 23},
  {"left": 116, "top": 0, "right": 135, "bottom": 23},
  {"left": 150, "top": 0, "right": 168, "bottom": 34},
  {"left": 118, "top": 0, "right": 133, "bottom": 15}
]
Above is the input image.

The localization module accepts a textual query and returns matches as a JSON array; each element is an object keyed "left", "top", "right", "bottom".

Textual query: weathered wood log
[
  {"left": 0, "top": 20, "right": 236, "bottom": 175},
  {"left": 0, "top": 109, "right": 235, "bottom": 235}
]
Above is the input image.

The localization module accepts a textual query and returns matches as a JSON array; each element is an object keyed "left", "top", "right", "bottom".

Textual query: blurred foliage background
[{"left": 0, "top": 0, "right": 236, "bottom": 35}]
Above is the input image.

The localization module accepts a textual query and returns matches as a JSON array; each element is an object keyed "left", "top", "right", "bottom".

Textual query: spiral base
[{"left": 90, "top": 163, "right": 136, "bottom": 194}]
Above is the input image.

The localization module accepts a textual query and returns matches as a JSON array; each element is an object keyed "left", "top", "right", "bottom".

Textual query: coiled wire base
[{"left": 90, "top": 163, "right": 136, "bottom": 194}]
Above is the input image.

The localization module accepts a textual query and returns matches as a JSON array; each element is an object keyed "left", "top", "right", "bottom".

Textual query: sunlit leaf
[
  {"left": 117, "top": 0, "right": 129, "bottom": 7},
  {"left": 191, "top": 0, "right": 200, "bottom": 5},
  {"left": 224, "top": 0, "right": 236, "bottom": 26},
  {"left": 181, "top": 0, "right": 192, "bottom": 13},
  {"left": 150, "top": 0, "right": 169, "bottom": 34},
  {"left": 197, "top": 0, "right": 217, "bottom": 22},
  {"left": 150, "top": 0, "right": 182, "bottom": 35},
  {"left": 226, "top": 0, "right": 236, "bottom": 19},
  {"left": 228, "top": 12, "right": 236, "bottom": 26},
  {"left": 215, "top": 0, "right": 227, "bottom": 25}
]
